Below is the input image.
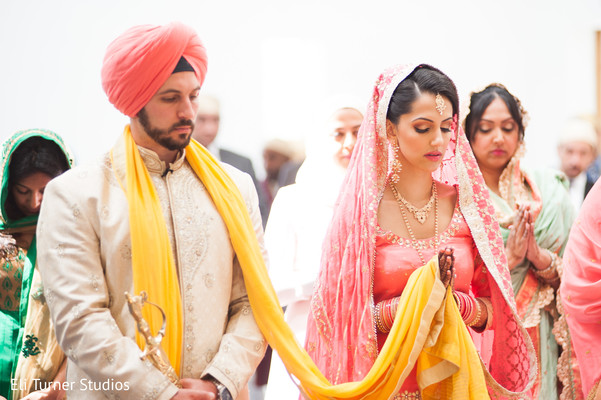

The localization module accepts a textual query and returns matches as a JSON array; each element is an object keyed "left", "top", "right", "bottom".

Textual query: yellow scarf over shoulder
[{"left": 116, "top": 126, "right": 488, "bottom": 399}]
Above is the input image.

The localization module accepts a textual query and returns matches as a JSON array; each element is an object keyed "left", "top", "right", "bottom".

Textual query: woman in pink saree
[
  {"left": 561, "top": 179, "right": 601, "bottom": 399},
  {"left": 304, "top": 64, "right": 536, "bottom": 399}
]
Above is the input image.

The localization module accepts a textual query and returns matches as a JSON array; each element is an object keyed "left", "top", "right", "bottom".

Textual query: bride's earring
[{"left": 389, "top": 139, "right": 402, "bottom": 184}]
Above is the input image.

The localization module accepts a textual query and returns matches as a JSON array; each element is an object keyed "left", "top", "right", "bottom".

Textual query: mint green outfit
[{"left": 489, "top": 167, "right": 575, "bottom": 400}]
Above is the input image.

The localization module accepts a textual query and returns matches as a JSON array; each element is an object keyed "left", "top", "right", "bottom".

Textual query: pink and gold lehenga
[
  {"left": 304, "top": 64, "right": 537, "bottom": 399},
  {"left": 374, "top": 201, "right": 492, "bottom": 395}
]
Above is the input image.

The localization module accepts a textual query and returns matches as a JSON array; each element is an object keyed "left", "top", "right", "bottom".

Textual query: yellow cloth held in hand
[
  {"left": 417, "top": 289, "right": 489, "bottom": 400},
  {"left": 116, "top": 126, "right": 488, "bottom": 399}
]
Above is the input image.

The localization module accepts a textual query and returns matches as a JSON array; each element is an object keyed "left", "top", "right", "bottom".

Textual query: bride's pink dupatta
[
  {"left": 561, "top": 179, "right": 601, "bottom": 397},
  {"left": 305, "top": 64, "right": 536, "bottom": 398}
]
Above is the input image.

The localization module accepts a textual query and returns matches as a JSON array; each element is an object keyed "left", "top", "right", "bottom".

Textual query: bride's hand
[{"left": 438, "top": 247, "right": 455, "bottom": 289}]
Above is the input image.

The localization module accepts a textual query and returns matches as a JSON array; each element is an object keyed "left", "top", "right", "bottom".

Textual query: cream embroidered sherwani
[{"left": 36, "top": 147, "right": 267, "bottom": 400}]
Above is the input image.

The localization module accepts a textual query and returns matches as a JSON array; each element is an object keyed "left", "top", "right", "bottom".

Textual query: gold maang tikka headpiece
[{"left": 435, "top": 93, "right": 446, "bottom": 115}]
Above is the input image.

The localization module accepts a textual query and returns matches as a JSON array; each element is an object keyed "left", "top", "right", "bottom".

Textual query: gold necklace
[
  {"left": 389, "top": 182, "right": 436, "bottom": 224},
  {"left": 390, "top": 181, "right": 439, "bottom": 265}
]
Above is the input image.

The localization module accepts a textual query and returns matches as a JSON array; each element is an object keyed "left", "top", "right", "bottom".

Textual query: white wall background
[{"left": 1, "top": 0, "right": 600, "bottom": 176}]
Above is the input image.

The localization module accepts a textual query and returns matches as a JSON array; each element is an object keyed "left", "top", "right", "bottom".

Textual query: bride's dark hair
[{"left": 386, "top": 64, "right": 459, "bottom": 124}]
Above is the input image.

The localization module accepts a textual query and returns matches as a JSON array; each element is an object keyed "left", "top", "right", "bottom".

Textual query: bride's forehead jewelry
[{"left": 435, "top": 93, "right": 446, "bottom": 115}]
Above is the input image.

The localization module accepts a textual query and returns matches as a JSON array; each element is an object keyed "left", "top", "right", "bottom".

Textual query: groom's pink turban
[{"left": 101, "top": 22, "right": 208, "bottom": 117}]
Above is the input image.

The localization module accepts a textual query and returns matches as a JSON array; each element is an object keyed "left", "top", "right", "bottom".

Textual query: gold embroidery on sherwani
[{"left": 35, "top": 148, "right": 266, "bottom": 399}]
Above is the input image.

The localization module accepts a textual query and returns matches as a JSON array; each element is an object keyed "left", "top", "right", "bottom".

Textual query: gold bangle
[
  {"left": 374, "top": 302, "right": 382, "bottom": 331},
  {"left": 375, "top": 302, "right": 389, "bottom": 333},
  {"left": 534, "top": 250, "right": 560, "bottom": 281},
  {"left": 383, "top": 298, "right": 396, "bottom": 331},
  {"left": 467, "top": 298, "right": 483, "bottom": 327}
]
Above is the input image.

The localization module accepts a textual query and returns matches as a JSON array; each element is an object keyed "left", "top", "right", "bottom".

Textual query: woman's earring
[{"left": 389, "top": 140, "right": 402, "bottom": 183}]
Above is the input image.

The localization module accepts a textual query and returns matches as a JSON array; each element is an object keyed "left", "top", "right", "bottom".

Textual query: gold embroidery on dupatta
[
  {"left": 366, "top": 65, "right": 417, "bottom": 363},
  {"left": 554, "top": 262, "right": 584, "bottom": 400},
  {"left": 393, "top": 391, "right": 421, "bottom": 399},
  {"left": 521, "top": 283, "right": 554, "bottom": 329}
]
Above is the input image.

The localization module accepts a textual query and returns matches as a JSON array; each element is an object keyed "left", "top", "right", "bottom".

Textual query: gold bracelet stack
[
  {"left": 375, "top": 302, "right": 388, "bottom": 333},
  {"left": 534, "top": 250, "right": 560, "bottom": 283},
  {"left": 454, "top": 291, "right": 489, "bottom": 329},
  {"left": 466, "top": 298, "right": 483, "bottom": 327},
  {"left": 375, "top": 297, "right": 400, "bottom": 333}
]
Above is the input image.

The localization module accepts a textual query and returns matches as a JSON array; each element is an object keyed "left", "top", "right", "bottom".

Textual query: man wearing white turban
[{"left": 557, "top": 118, "right": 598, "bottom": 211}]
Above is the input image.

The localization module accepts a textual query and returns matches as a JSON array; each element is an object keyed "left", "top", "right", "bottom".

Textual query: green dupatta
[{"left": 1, "top": 129, "right": 74, "bottom": 230}]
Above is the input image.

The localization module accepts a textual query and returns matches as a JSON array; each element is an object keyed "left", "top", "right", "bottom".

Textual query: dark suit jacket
[
  {"left": 585, "top": 177, "right": 595, "bottom": 198},
  {"left": 218, "top": 148, "right": 269, "bottom": 226},
  {"left": 219, "top": 148, "right": 257, "bottom": 183},
  {"left": 586, "top": 157, "right": 601, "bottom": 199}
]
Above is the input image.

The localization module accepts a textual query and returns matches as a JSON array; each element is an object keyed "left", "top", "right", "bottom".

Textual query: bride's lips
[
  {"left": 424, "top": 151, "right": 442, "bottom": 161},
  {"left": 490, "top": 149, "right": 506, "bottom": 156}
]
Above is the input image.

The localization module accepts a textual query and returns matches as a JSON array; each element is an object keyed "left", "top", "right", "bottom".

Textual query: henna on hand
[{"left": 438, "top": 247, "right": 455, "bottom": 289}]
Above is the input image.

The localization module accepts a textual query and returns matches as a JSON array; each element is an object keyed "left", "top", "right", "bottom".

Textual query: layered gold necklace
[
  {"left": 390, "top": 181, "right": 436, "bottom": 224},
  {"left": 389, "top": 181, "right": 439, "bottom": 265}
]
